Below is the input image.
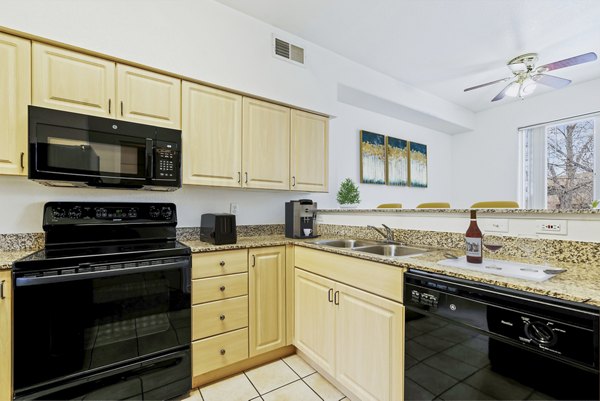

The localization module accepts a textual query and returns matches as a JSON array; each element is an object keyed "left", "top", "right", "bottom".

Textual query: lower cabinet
[
  {"left": 249, "top": 246, "right": 286, "bottom": 357},
  {"left": 191, "top": 246, "right": 287, "bottom": 380},
  {"left": 295, "top": 268, "right": 405, "bottom": 401},
  {"left": 0, "top": 270, "right": 12, "bottom": 401}
]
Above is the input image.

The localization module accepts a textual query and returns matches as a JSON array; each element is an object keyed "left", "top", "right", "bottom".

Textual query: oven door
[
  {"left": 405, "top": 307, "right": 599, "bottom": 401},
  {"left": 13, "top": 256, "right": 191, "bottom": 398}
]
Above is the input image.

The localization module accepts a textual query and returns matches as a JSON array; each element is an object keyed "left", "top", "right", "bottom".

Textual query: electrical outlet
[
  {"left": 230, "top": 203, "right": 239, "bottom": 215},
  {"left": 536, "top": 220, "right": 567, "bottom": 235},
  {"left": 480, "top": 218, "right": 509, "bottom": 233}
]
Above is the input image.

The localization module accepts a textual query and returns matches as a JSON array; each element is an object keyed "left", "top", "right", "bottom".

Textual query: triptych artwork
[{"left": 359, "top": 130, "right": 428, "bottom": 188}]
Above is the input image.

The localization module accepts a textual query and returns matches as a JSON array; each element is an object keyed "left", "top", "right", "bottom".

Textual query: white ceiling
[{"left": 216, "top": 0, "right": 600, "bottom": 112}]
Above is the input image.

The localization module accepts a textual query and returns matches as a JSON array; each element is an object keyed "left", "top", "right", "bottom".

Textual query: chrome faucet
[{"left": 367, "top": 224, "right": 396, "bottom": 243}]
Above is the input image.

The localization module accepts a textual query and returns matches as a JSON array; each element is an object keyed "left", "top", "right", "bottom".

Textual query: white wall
[
  {"left": 451, "top": 78, "right": 600, "bottom": 208},
  {"left": 0, "top": 0, "right": 456, "bottom": 233}
]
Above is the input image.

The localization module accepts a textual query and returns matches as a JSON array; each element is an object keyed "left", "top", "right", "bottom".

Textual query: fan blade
[
  {"left": 491, "top": 81, "right": 517, "bottom": 102},
  {"left": 464, "top": 77, "right": 512, "bottom": 92},
  {"left": 536, "top": 52, "right": 597, "bottom": 72},
  {"left": 532, "top": 74, "right": 571, "bottom": 89}
]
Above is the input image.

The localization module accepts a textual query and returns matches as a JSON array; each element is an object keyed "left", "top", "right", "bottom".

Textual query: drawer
[
  {"left": 192, "top": 296, "right": 248, "bottom": 340},
  {"left": 192, "top": 328, "right": 248, "bottom": 376},
  {"left": 193, "top": 273, "right": 248, "bottom": 304},
  {"left": 193, "top": 250, "right": 248, "bottom": 278}
]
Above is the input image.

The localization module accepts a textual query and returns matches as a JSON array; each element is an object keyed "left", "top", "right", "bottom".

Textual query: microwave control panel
[{"left": 155, "top": 143, "right": 178, "bottom": 180}]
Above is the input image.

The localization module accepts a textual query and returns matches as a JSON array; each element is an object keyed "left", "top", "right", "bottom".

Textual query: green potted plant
[{"left": 337, "top": 178, "right": 361, "bottom": 208}]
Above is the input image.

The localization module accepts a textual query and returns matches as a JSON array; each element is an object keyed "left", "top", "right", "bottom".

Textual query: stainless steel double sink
[{"left": 312, "top": 239, "right": 429, "bottom": 258}]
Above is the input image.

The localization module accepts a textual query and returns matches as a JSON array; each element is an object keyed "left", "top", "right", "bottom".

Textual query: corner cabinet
[
  {"left": 0, "top": 270, "right": 12, "bottom": 401},
  {"left": 116, "top": 64, "right": 181, "bottom": 129},
  {"left": 242, "top": 98, "right": 290, "bottom": 190},
  {"left": 294, "top": 248, "right": 405, "bottom": 401},
  {"left": 249, "top": 246, "right": 286, "bottom": 356},
  {"left": 182, "top": 82, "right": 242, "bottom": 187},
  {"left": 290, "top": 110, "right": 329, "bottom": 192},
  {"left": 32, "top": 43, "right": 115, "bottom": 118},
  {"left": 0, "top": 32, "right": 30, "bottom": 176}
]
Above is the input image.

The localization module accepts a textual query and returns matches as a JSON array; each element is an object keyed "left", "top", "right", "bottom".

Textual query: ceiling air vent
[{"left": 273, "top": 36, "right": 305, "bottom": 66}]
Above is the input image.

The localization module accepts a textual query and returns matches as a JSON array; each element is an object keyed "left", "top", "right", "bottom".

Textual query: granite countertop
[
  {"left": 3, "top": 235, "right": 600, "bottom": 308},
  {"left": 317, "top": 208, "right": 600, "bottom": 215}
]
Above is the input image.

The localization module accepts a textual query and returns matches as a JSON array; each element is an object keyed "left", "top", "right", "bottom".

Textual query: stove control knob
[
  {"left": 128, "top": 208, "right": 138, "bottom": 218},
  {"left": 524, "top": 321, "right": 557, "bottom": 346},
  {"left": 68, "top": 206, "right": 82, "bottom": 219},
  {"left": 52, "top": 207, "right": 65, "bottom": 219},
  {"left": 149, "top": 206, "right": 160, "bottom": 218},
  {"left": 161, "top": 207, "right": 173, "bottom": 219}
]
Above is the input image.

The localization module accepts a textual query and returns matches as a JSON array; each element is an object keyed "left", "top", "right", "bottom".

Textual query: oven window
[
  {"left": 36, "top": 124, "right": 146, "bottom": 178},
  {"left": 13, "top": 267, "right": 191, "bottom": 392},
  {"left": 405, "top": 310, "right": 599, "bottom": 400}
]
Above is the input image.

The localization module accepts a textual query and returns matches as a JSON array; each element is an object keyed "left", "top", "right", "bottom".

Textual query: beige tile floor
[{"left": 182, "top": 354, "right": 347, "bottom": 401}]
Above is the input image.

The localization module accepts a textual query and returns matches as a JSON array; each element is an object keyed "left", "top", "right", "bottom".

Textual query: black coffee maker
[{"left": 285, "top": 199, "right": 319, "bottom": 239}]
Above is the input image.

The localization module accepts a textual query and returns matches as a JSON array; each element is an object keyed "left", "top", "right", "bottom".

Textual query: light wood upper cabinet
[
  {"left": 242, "top": 98, "right": 290, "bottom": 190},
  {"left": 294, "top": 269, "right": 336, "bottom": 376},
  {"left": 290, "top": 110, "right": 329, "bottom": 192},
  {"left": 335, "top": 282, "right": 404, "bottom": 401},
  {"left": 249, "top": 246, "right": 286, "bottom": 357},
  {"left": 0, "top": 33, "right": 30, "bottom": 176},
  {"left": 32, "top": 43, "right": 115, "bottom": 118},
  {"left": 182, "top": 82, "right": 242, "bottom": 187},
  {"left": 117, "top": 64, "right": 181, "bottom": 129},
  {"left": 0, "top": 270, "right": 12, "bottom": 401}
]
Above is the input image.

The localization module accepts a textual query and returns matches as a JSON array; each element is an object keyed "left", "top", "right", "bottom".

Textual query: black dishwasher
[{"left": 404, "top": 270, "right": 599, "bottom": 401}]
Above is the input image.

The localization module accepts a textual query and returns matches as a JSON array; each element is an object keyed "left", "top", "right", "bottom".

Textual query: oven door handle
[{"left": 15, "top": 259, "right": 189, "bottom": 287}]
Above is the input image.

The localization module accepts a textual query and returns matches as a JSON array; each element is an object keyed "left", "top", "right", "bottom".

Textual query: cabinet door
[
  {"left": 32, "top": 43, "right": 115, "bottom": 118},
  {"left": 0, "top": 33, "right": 29, "bottom": 176},
  {"left": 0, "top": 270, "right": 12, "bottom": 401},
  {"left": 117, "top": 64, "right": 181, "bottom": 129},
  {"left": 249, "top": 246, "right": 286, "bottom": 357},
  {"left": 182, "top": 82, "right": 242, "bottom": 187},
  {"left": 335, "top": 282, "right": 404, "bottom": 401},
  {"left": 290, "top": 110, "right": 329, "bottom": 192},
  {"left": 294, "top": 269, "right": 336, "bottom": 376},
  {"left": 242, "top": 98, "right": 290, "bottom": 190}
]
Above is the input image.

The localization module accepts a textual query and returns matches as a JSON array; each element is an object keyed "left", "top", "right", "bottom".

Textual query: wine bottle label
[{"left": 465, "top": 237, "right": 482, "bottom": 257}]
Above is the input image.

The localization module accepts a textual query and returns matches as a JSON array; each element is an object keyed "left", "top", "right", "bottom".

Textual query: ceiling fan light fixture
[
  {"left": 505, "top": 82, "right": 520, "bottom": 97},
  {"left": 519, "top": 77, "right": 537, "bottom": 97}
]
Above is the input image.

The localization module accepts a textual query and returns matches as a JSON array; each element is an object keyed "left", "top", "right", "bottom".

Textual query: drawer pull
[
  {"left": 219, "top": 285, "right": 226, "bottom": 292},
  {"left": 219, "top": 314, "right": 226, "bottom": 321},
  {"left": 219, "top": 261, "right": 226, "bottom": 267},
  {"left": 220, "top": 349, "right": 226, "bottom": 355}
]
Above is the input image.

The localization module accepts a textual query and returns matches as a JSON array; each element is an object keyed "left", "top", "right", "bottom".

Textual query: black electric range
[{"left": 12, "top": 202, "right": 192, "bottom": 401}]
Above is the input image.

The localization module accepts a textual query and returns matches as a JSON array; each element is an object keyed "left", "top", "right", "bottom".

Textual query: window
[{"left": 520, "top": 113, "right": 599, "bottom": 209}]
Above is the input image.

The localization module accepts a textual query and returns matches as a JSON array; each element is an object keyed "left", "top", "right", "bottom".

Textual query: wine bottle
[{"left": 465, "top": 210, "right": 483, "bottom": 263}]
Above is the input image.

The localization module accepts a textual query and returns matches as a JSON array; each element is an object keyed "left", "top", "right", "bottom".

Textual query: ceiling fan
[{"left": 464, "top": 52, "right": 598, "bottom": 102}]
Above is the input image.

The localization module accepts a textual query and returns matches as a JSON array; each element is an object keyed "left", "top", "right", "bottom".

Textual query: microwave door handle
[{"left": 145, "top": 138, "right": 154, "bottom": 179}]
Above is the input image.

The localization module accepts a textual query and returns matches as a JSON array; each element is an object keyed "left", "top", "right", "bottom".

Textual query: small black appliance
[
  {"left": 28, "top": 106, "right": 182, "bottom": 190},
  {"left": 285, "top": 199, "right": 319, "bottom": 239},
  {"left": 200, "top": 213, "right": 237, "bottom": 245}
]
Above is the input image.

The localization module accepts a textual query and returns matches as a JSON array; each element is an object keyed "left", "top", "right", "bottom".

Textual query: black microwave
[{"left": 28, "top": 106, "right": 181, "bottom": 190}]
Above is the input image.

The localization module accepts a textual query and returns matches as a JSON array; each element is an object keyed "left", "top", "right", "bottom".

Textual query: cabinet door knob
[
  {"left": 219, "top": 285, "right": 226, "bottom": 292},
  {"left": 219, "top": 261, "right": 226, "bottom": 267},
  {"left": 244, "top": 172, "right": 248, "bottom": 184},
  {"left": 328, "top": 288, "right": 333, "bottom": 303},
  {"left": 219, "top": 314, "right": 226, "bottom": 321},
  {"left": 292, "top": 176, "right": 296, "bottom": 187},
  {"left": 334, "top": 291, "right": 340, "bottom": 305},
  {"left": 238, "top": 172, "right": 241, "bottom": 183},
  {"left": 20, "top": 152, "right": 24, "bottom": 170},
  {"left": 220, "top": 349, "right": 226, "bottom": 355}
]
